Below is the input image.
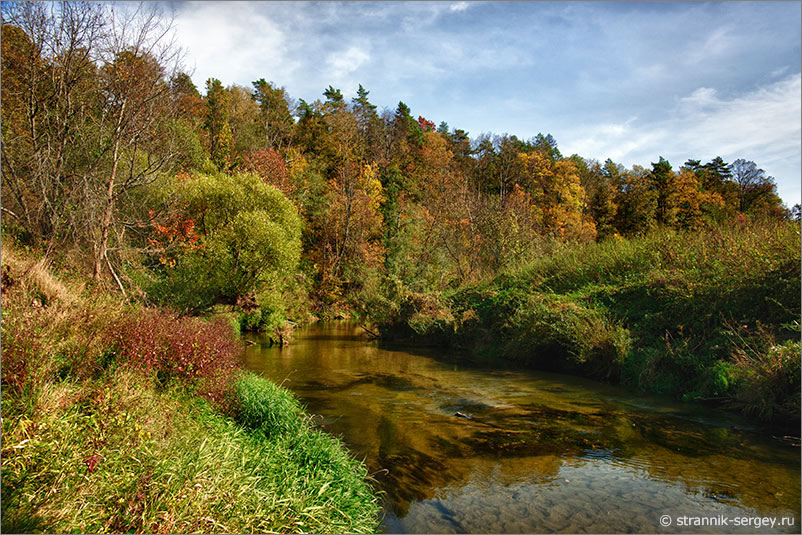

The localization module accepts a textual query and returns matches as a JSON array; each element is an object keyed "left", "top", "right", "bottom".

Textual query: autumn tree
[
  {"left": 1, "top": 2, "right": 106, "bottom": 245},
  {"left": 170, "top": 72, "right": 205, "bottom": 125},
  {"left": 1, "top": 2, "right": 185, "bottom": 286},
  {"left": 518, "top": 147, "right": 593, "bottom": 240},
  {"left": 730, "top": 159, "right": 782, "bottom": 215}
]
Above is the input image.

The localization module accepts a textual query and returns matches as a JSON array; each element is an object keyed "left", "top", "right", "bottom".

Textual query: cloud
[
  {"left": 326, "top": 46, "right": 370, "bottom": 78},
  {"left": 450, "top": 2, "right": 469, "bottom": 12},
  {"left": 563, "top": 74, "right": 802, "bottom": 204},
  {"left": 171, "top": 2, "right": 289, "bottom": 89}
]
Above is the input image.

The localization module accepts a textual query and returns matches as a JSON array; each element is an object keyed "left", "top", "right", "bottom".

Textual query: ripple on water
[{"left": 397, "top": 459, "right": 798, "bottom": 534}]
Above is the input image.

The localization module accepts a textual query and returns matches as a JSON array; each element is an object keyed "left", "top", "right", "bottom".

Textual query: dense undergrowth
[
  {"left": 1, "top": 242, "right": 381, "bottom": 534},
  {"left": 378, "top": 219, "right": 801, "bottom": 426}
]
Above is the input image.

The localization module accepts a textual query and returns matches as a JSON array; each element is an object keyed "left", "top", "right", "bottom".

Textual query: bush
[
  {"left": 107, "top": 309, "right": 241, "bottom": 396},
  {"left": 729, "top": 323, "right": 801, "bottom": 422}
]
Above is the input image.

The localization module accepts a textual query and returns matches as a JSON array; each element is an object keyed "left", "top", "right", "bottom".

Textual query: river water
[{"left": 243, "top": 321, "right": 800, "bottom": 534}]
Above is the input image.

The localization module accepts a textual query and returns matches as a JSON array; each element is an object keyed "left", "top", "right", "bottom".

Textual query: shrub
[
  {"left": 107, "top": 309, "right": 241, "bottom": 394},
  {"left": 148, "top": 171, "right": 302, "bottom": 313}
]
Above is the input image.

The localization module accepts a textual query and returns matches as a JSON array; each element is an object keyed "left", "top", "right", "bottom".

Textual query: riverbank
[
  {"left": 1, "top": 243, "right": 381, "bottom": 533},
  {"left": 378, "top": 219, "right": 801, "bottom": 428}
]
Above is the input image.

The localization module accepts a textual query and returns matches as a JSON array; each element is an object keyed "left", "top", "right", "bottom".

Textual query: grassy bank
[
  {"left": 1, "top": 244, "right": 381, "bottom": 533},
  {"left": 380, "top": 219, "right": 801, "bottom": 425}
]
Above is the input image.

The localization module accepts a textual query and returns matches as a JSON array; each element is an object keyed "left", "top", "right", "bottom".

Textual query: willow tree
[{"left": 152, "top": 171, "right": 302, "bottom": 312}]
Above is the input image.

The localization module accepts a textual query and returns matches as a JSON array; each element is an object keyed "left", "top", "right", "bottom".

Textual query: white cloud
[
  {"left": 326, "top": 46, "right": 370, "bottom": 79},
  {"left": 172, "top": 2, "right": 289, "bottom": 89},
  {"left": 450, "top": 2, "right": 469, "bottom": 12},
  {"left": 563, "top": 74, "right": 802, "bottom": 205}
]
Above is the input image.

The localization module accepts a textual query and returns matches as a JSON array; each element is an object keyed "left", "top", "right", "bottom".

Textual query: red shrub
[
  {"left": 1, "top": 311, "right": 45, "bottom": 394},
  {"left": 107, "top": 310, "right": 242, "bottom": 392}
]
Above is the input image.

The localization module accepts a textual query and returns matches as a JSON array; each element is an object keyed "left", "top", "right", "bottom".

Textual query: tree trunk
[{"left": 93, "top": 102, "right": 125, "bottom": 281}]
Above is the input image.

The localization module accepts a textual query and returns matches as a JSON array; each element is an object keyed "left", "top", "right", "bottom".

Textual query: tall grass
[
  {"left": 387, "top": 219, "right": 801, "bottom": 424},
  {"left": 2, "top": 373, "right": 380, "bottom": 533}
]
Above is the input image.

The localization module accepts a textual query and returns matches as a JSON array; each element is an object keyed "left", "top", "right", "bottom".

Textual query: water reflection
[{"left": 243, "top": 321, "right": 800, "bottom": 533}]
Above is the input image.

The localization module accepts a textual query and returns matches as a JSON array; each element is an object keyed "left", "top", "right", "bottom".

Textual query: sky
[{"left": 166, "top": 1, "right": 801, "bottom": 206}]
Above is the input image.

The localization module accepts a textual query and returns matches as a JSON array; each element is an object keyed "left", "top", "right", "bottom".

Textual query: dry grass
[{"left": 1, "top": 241, "right": 83, "bottom": 306}]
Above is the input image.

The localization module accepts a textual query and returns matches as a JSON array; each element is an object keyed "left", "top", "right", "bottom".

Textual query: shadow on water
[{"left": 243, "top": 321, "right": 800, "bottom": 534}]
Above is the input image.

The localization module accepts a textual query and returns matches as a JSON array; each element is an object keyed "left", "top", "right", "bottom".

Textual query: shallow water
[{"left": 243, "top": 321, "right": 800, "bottom": 534}]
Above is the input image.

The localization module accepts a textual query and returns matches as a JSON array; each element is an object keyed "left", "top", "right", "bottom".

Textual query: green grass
[
  {"left": 2, "top": 372, "right": 381, "bottom": 533},
  {"left": 1, "top": 242, "right": 381, "bottom": 534}
]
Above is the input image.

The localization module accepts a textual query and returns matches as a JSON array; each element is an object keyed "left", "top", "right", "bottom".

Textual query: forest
[
  {"left": 1, "top": 3, "right": 800, "bottom": 532},
  {"left": 1, "top": 4, "right": 794, "bottom": 318}
]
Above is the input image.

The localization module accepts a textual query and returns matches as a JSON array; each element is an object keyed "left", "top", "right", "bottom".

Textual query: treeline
[{"left": 1, "top": 2, "right": 794, "bottom": 326}]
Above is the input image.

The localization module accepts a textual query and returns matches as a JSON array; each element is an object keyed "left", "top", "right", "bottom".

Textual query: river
[{"left": 243, "top": 321, "right": 800, "bottom": 534}]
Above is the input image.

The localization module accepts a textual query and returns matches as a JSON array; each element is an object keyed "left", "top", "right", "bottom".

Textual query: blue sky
[{"left": 167, "top": 1, "right": 801, "bottom": 206}]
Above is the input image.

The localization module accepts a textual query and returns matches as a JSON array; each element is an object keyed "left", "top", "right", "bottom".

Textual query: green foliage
[
  {"left": 150, "top": 171, "right": 302, "bottom": 312},
  {"left": 377, "top": 219, "right": 801, "bottom": 424}
]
